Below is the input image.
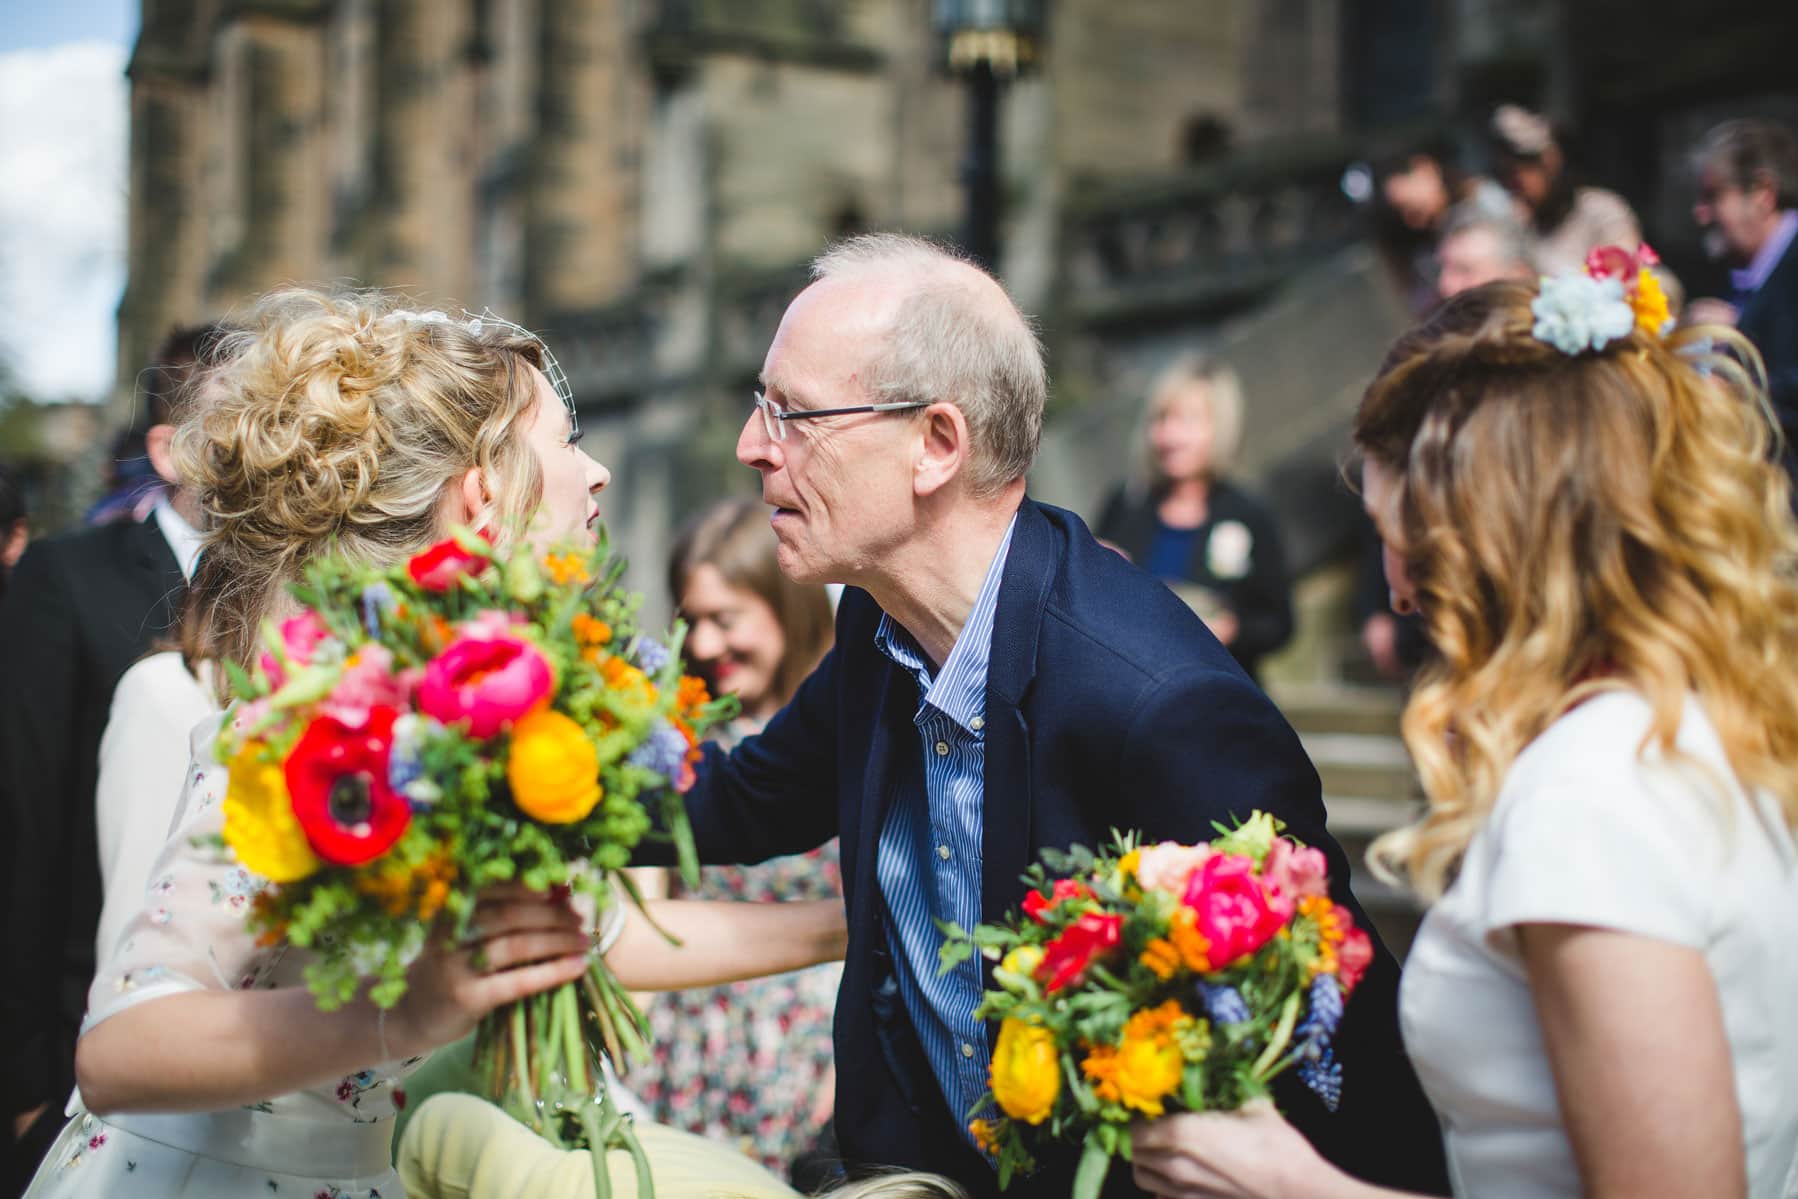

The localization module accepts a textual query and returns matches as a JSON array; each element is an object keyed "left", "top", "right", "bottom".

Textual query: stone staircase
[{"left": 1273, "top": 684, "right": 1427, "bottom": 960}]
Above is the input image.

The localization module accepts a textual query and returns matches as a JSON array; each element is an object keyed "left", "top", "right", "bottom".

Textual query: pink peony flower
[
  {"left": 1584, "top": 241, "right": 1659, "bottom": 282},
  {"left": 1262, "top": 837, "right": 1331, "bottom": 902},
  {"left": 1134, "top": 841, "right": 1215, "bottom": 895},
  {"left": 1182, "top": 852, "right": 1293, "bottom": 970},
  {"left": 320, "top": 643, "right": 412, "bottom": 728},
  {"left": 260, "top": 612, "right": 333, "bottom": 689},
  {"left": 416, "top": 635, "right": 554, "bottom": 739}
]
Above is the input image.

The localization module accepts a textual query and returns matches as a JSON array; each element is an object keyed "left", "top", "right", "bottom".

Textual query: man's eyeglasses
[{"left": 752, "top": 391, "right": 930, "bottom": 442}]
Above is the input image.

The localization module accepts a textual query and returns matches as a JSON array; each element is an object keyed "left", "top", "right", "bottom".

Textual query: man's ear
[
  {"left": 1751, "top": 168, "right": 1780, "bottom": 217},
  {"left": 913, "top": 402, "right": 969, "bottom": 498},
  {"left": 145, "top": 424, "right": 179, "bottom": 486}
]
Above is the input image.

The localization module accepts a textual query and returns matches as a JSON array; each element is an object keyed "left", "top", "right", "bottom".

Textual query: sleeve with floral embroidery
[{"left": 82, "top": 715, "right": 282, "bottom": 1034}]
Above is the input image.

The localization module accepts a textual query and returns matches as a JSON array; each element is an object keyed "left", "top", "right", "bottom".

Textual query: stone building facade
[{"left": 120, "top": 0, "right": 1798, "bottom": 641}]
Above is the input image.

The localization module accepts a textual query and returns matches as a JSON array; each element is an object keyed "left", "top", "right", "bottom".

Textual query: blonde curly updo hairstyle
[
  {"left": 174, "top": 288, "right": 551, "bottom": 685},
  {"left": 1356, "top": 280, "right": 1798, "bottom": 900}
]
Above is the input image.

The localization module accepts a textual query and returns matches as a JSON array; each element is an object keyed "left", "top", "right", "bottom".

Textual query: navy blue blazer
[
  {"left": 1738, "top": 231, "right": 1798, "bottom": 476},
  {"left": 671, "top": 498, "right": 1447, "bottom": 1197}
]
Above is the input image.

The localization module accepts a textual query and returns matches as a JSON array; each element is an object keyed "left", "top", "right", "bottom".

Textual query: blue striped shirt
[{"left": 873, "top": 514, "right": 1016, "bottom": 1148}]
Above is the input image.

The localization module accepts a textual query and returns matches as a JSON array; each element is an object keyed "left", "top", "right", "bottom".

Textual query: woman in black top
[{"left": 1096, "top": 353, "right": 1294, "bottom": 682}]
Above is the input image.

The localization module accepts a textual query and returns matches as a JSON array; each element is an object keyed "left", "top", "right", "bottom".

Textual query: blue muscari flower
[
  {"left": 627, "top": 719, "right": 688, "bottom": 782},
  {"left": 1304, "top": 974, "right": 1344, "bottom": 1042},
  {"left": 388, "top": 714, "right": 440, "bottom": 809},
  {"left": 1298, "top": 1045, "right": 1343, "bottom": 1111},
  {"left": 1196, "top": 982, "right": 1251, "bottom": 1026},
  {"left": 360, "top": 582, "right": 397, "bottom": 639},
  {"left": 634, "top": 636, "right": 670, "bottom": 675}
]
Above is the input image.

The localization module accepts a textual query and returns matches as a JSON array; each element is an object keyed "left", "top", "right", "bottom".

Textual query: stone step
[
  {"left": 1273, "top": 684, "right": 1406, "bottom": 738},
  {"left": 1303, "top": 731, "right": 1417, "bottom": 803}
]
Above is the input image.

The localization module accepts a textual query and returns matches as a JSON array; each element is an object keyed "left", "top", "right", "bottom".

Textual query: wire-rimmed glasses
[{"left": 751, "top": 391, "right": 931, "bottom": 442}]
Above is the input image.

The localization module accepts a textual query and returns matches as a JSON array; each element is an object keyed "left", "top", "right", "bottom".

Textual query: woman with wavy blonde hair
[
  {"left": 1127, "top": 277, "right": 1798, "bottom": 1198},
  {"left": 26, "top": 288, "right": 847, "bottom": 1199}
]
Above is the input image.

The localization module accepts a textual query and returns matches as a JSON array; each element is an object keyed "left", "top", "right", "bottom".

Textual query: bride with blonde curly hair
[
  {"left": 1126, "top": 277, "right": 1798, "bottom": 1198},
  {"left": 24, "top": 288, "right": 844, "bottom": 1199}
]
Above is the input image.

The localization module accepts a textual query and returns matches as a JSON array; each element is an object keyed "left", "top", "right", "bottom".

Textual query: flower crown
[{"left": 1529, "top": 244, "right": 1673, "bottom": 356}]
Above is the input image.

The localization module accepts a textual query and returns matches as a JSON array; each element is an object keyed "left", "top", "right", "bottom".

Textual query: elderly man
[
  {"left": 668, "top": 235, "right": 1445, "bottom": 1197},
  {"left": 1689, "top": 119, "right": 1798, "bottom": 478},
  {"left": 1435, "top": 204, "right": 1535, "bottom": 299}
]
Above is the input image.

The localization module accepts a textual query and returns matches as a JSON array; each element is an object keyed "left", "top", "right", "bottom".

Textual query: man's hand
[
  {"left": 11, "top": 1103, "right": 46, "bottom": 1141},
  {"left": 1682, "top": 297, "right": 1740, "bottom": 329}
]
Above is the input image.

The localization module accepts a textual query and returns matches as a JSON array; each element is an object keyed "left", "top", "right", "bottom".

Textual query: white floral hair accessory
[{"left": 1530, "top": 274, "right": 1636, "bottom": 356}]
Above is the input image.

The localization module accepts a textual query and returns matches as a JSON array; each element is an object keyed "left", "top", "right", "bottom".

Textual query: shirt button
[
  {"left": 937, "top": 844, "right": 951, "bottom": 861},
  {"left": 960, "top": 1042, "right": 976, "bottom": 1058},
  {"left": 935, "top": 741, "right": 949, "bottom": 756},
  {"left": 970, "top": 716, "right": 984, "bottom": 731}
]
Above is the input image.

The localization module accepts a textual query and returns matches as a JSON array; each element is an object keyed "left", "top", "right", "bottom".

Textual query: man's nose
[{"left": 736, "top": 410, "right": 778, "bottom": 470}]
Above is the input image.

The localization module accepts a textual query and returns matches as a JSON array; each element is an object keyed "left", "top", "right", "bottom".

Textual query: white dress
[
  {"left": 93, "top": 652, "right": 217, "bottom": 965},
  {"left": 25, "top": 715, "right": 423, "bottom": 1198},
  {"left": 1400, "top": 692, "right": 1798, "bottom": 1197}
]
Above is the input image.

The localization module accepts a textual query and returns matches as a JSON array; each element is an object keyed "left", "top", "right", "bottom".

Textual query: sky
[{"left": 0, "top": 0, "right": 136, "bottom": 402}]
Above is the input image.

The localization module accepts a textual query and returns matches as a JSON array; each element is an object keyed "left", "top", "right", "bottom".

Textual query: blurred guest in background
[
  {"left": 0, "top": 322, "right": 221, "bottom": 1193},
  {"left": 625, "top": 496, "right": 843, "bottom": 1179},
  {"left": 1688, "top": 118, "right": 1798, "bottom": 475},
  {"left": 83, "top": 428, "right": 162, "bottom": 528},
  {"left": 1490, "top": 103, "right": 1641, "bottom": 276},
  {"left": 1096, "top": 354, "right": 1292, "bottom": 682},
  {"left": 0, "top": 461, "right": 27, "bottom": 601},
  {"left": 1435, "top": 204, "right": 1536, "bottom": 299},
  {"left": 1372, "top": 140, "right": 1513, "bottom": 315}
]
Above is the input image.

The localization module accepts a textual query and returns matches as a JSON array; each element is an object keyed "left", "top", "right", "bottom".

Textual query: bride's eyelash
[{"left": 565, "top": 430, "right": 585, "bottom": 448}]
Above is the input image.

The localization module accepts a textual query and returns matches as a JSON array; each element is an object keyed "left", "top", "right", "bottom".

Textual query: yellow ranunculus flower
[
  {"left": 991, "top": 1017, "right": 1060, "bottom": 1125},
  {"left": 222, "top": 741, "right": 320, "bottom": 883},
  {"left": 994, "top": 945, "right": 1044, "bottom": 993},
  {"left": 508, "top": 708, "right": 602, "bottom": 823}
]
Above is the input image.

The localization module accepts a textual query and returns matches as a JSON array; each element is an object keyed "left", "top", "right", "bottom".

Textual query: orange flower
[
  {"left": 507, "top": 708, "right": 603, "bottom": 823},
  {"left": 1168, "top": 905, "right": 1214, "bottom": 973},
  {"left": 600, "top": 656, "right": 654, "bottom": 700},
  {"left": 544, "top": 553, "right": 591, "bottom": 586},
  {"left": 1301, "top": 894, "right": 1348, "bottom": 977},
  {"left": 572, "top": 613, "right": 612, "bottom": 647},
  {"left": 1080, "top": 1001, "right": 1192, "bottom": 1118},
  {"left": 1140, "top": 938, "right": 1181, "bottom": 980},
  {"left": 969, "top": 1118, "right": 1002, "bottom": 1156},
  {"left": 676, "top": 674, "right": 711, "bottom": 713}
]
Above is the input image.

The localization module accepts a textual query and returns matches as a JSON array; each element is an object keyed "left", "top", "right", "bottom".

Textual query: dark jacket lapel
[{"left": 981, "top": 499, "right": 1054, "bottom": 922}]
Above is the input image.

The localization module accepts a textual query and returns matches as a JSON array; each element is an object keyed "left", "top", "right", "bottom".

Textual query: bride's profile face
[
  {"left": 521, "top": 365, "right": 610, "bottom": 548},
  {"left": 1362, "top": 457, "right": 1419, "bottom": 616}
]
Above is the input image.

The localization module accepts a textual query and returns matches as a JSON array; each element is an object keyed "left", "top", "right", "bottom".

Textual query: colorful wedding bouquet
[
  {"left": 213, "top": 527, "right": 730, "bottom": 1199},
  {"left": 939, "top": 814, "right": 1372, "bottom": 1199}
]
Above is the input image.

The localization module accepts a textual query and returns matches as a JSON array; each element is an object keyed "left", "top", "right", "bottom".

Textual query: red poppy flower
[
  {"left": 407, "top": 537, "right": 487, "bottom": 592},
  {"left": 1034, "top": 912, "right": 1122, "bottom": 993},
  {"left": 285, "top": 707, "right": 409, "bottom": 865},
  {"left": 1021, "top": 878, "right": 1091, "bottom": 923}
]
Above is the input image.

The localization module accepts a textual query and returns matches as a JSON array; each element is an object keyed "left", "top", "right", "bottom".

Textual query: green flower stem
[
  {"left": 509, "top": 1001, "right": 534, "bottom": 1108},
  {"left": 1250, "top": 990, "right": 1302, "bottom": 1082},
  {"left": 559, "top": 981, "right": 590, "bottom": 1093},
  {"left": 1072, "top": 1132, "right": 1112, "bottom": 1199}
]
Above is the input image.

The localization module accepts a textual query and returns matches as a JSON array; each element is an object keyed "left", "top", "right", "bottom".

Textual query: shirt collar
[
  {"left": 1731, "top": 209, "right": 1798, "bottom": 296},
  {"left": 874, "top": 513, "right": 1018, "bottom": 734},
  {"left": 152, "top": 494, "right": 203, "bottom": 581}
]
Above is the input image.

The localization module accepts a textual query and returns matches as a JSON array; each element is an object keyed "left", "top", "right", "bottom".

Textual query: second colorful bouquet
[{"left": 940, "top": 814, "right": 1372, "bottom": 1199}]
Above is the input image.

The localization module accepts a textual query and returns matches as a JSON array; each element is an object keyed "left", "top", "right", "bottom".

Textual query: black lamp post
[{"left": 932, "top": 0, "right": 1046, "bottom": 270}]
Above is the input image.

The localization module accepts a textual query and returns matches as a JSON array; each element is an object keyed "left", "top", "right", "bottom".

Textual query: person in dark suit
[
  {"left": 0, "top": 325, "right": 220, "bottom": 1193},
  {"left": 647, "top": 234, "right": 1447, "bottom": 1198},
  {"left": 1689, "top": 119, "right": 1798, "bottom": 480},
  {"left": 1094, "top": 354, "right": 1293, "bottom": 683}
]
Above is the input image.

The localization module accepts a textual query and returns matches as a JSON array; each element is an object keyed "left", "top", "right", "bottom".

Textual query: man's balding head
[{"left": 808, "top": 234, "right": 1046, "bottom": 495}]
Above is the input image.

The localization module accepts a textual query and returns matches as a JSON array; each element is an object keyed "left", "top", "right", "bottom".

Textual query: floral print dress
[
  {"left": 23, "top": 718, "right": 424, "bottom": 1199},
  {"left": 624, "top": 717, "right": 844, "bottom": 1176}
]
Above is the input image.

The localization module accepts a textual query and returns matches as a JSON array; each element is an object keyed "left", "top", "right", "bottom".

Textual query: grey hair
[
  {"left": 1139, "top": 351, "right": 1245, "bottom": 487},
  {"left": 1440, "top": 202, "right": 1535, "bottom": 273},
  {"left": 1696, "top": 118, "right": 1798, "bottom": 210},
  {"left": 810, "top": 233, "right": 1046, "bottom": 496}
]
